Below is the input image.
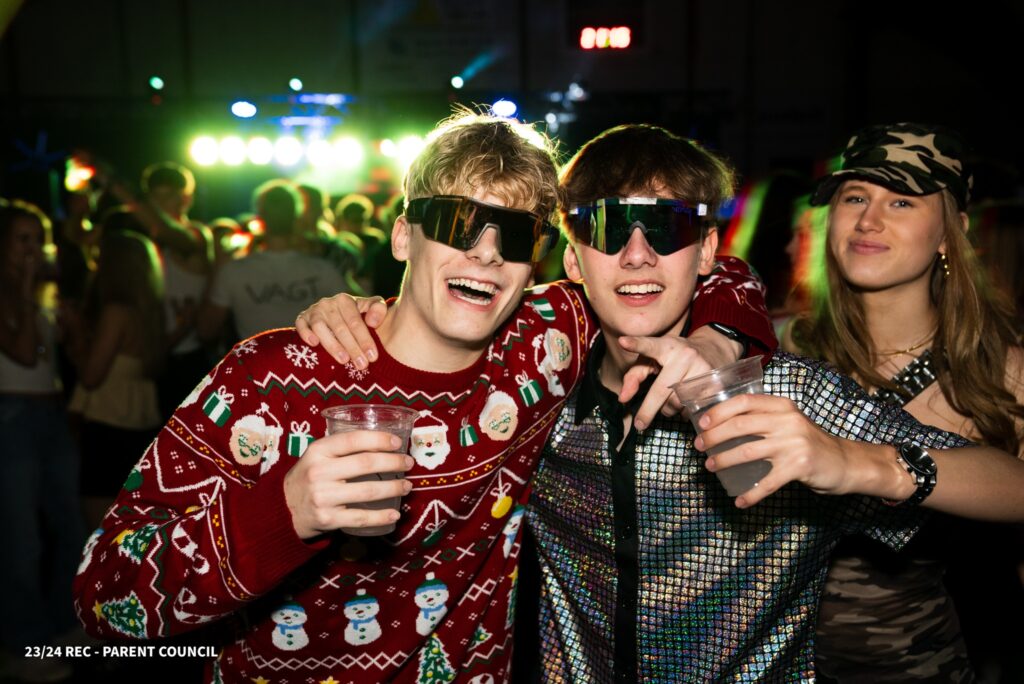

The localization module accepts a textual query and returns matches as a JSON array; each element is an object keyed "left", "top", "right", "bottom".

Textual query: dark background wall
[{"left": 2, "top": 0, "right": 1021, "bottom": 216}]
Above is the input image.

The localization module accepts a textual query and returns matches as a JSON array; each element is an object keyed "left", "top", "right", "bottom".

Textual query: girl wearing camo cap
[{"left": 787, "top": 122, "right": 1024, "bottom": 681}]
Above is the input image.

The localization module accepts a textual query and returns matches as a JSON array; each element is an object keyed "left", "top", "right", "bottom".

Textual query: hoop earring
[{"left": 939, "top": 252, "right": 950, "bottom": 279}]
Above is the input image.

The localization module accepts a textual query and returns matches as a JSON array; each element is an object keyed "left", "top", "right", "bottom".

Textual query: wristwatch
[
  {"left": 884, "top": 441, "right": 937, "bottom": 506},
  {"left": 706, "top": 322, "right": 752, "bottom": 357}
]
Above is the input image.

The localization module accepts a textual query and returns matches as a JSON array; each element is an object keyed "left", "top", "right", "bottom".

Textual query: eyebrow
[{"left": 838, "top": 181, "right": 870, "bottom": 193}]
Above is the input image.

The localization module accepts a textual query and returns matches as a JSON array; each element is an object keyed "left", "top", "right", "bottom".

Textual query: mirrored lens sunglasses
[
  {"left": 567, "top": 197, "right": 709, "bottom": 255},
  {"left": 405, "top": 195, "right": 559, "bottom": 263}
]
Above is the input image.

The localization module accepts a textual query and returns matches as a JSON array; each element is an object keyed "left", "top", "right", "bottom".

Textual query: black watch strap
[
  {"left": 706, "top": 322, "right": 752, "bottom": 358},
  {"left": 884, "top": 441, "right": 937, "bottom": 507}
]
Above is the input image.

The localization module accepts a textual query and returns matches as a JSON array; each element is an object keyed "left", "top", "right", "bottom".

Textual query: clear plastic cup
[
  {"left": 673, "top": 356, "right": 772, "bottom": 496},
  {"left": 322, "top": 405, "right": 419, "bottom": 536}
]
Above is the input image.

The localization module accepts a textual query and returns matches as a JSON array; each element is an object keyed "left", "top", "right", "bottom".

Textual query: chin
[{"left": 439, "top": 320, "right": 496, "bottom": 349}]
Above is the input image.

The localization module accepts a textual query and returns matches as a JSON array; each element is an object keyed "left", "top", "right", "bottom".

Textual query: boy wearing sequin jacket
[
  {"left": 526, "top": 124, "right": 1024, "bottom": 682},
  {"left": 73, "top": 114, "right": 774, "bottom": 684}
]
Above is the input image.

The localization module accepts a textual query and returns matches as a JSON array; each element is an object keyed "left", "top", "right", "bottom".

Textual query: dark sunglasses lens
[
  {"left": 477, "top": 208, "right": 542, "bottom": 262},
  {"left": 416, "top": 197, "right": 548, "bottom": 263},
  {"left": 579, "top": 204, "right": 702, "bottom": 255}
]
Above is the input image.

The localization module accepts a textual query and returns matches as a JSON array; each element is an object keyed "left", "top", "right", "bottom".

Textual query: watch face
[{"left": 900, "top": 442, "right": 938, "bottom": 476}]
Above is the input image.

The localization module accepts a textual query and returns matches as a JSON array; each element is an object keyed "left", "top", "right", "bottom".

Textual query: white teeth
[
  {"left": 616, "top": 283, "right": 664, "bottom": 295},
  {"left": 447, "top": 278, "right": 498, "bottom": 295}
]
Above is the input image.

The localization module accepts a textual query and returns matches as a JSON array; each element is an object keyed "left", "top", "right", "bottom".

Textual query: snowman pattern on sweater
[
  {"left": 270, "top": 602, "right": 309, "bottom": 651},
  {"left": 414, "top": 573, "right": 450, "bottom": 636},
  {"left": 343, "top": 588, "right": 382, "bottom": 646}
]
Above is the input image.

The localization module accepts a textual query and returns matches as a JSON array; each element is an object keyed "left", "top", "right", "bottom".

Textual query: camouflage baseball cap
[{"left": 810, "top": 123, "right": 972, "bottom": 209}]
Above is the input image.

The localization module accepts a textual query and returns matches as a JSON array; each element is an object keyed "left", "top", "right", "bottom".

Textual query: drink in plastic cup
[
  {"left": 321, "top": 404, "right": 419, "bottom": 536},
  {"left": 673, "top": 356, "right": 772, "bottom": 496}
]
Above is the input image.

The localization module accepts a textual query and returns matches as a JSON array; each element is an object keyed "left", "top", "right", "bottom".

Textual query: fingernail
[
  {"left": 699, "top": 415, "right": 711, "bottom": 428},
  {"left": 389, "top": 510, "right": 401, "bottom": 521},
  {"left": 355, "top": 356, "right": 367, "bottom": 369},
  {"left": 366, "top": 349, "right": 378, "bottom": 362},
  {"left": 335, "top": 353, "right": 348, "bottom": 365},
  {"left": 705, "top": 456, "right": 715, "bottom": 471},
  {"left": 390, "top": 435, "right": 402, "bottom": 449},
  {"left": 404, "top": 455, "right": 414, "bottom": 469},
  {"left": 403, "top": 480, "right": 413, "bottom": 493},
  {"left": 634, "top": 419, "right": 646, "bottom": 432},
  {"left": 694, "top": 435, "right": 704, "bottom": 450}
]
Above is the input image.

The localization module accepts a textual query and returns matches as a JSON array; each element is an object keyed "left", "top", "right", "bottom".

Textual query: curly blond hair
[{"left": 403, "top": 109, "right": 563, "bottom": 223}]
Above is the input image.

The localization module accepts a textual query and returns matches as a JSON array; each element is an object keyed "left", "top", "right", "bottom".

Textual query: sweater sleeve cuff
[
  {"left": 225, "top": 468, "right": 329, "bottom": 595},
  {"left": 691, "top": 297, "right": 777, "bottom": 364}
]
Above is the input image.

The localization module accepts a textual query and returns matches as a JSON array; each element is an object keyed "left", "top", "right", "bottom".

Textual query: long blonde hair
[{"left": 792, "top": 189, "right": 1024, "bottom": 453}]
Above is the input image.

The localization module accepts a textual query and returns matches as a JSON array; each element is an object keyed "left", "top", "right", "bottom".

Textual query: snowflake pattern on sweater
[{"left": 73, "top": 262, "right": 773, "bottom": 684}]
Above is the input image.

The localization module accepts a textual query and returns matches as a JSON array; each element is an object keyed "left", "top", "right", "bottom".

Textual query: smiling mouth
[
  {"left": 850, "top": 241, "right": 888, "bottom": 253},
  {"left": 447, "top": 278, "right": 498, "bottom": 304},
  {"left": 616, "top": 283, "right": 664, "bottom": 296}
]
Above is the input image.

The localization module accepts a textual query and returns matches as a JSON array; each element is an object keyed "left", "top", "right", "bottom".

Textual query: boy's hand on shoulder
[{"left": 295, "top": 294, "right": 386, "bottom": 367}]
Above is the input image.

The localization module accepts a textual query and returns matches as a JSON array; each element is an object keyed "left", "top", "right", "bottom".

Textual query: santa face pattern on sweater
[
  {"left": 409, "top": 411, "right": 451, "bottom": 470},
  {"left": 72, "top": 261, "right": 772, "bottom": 684}
]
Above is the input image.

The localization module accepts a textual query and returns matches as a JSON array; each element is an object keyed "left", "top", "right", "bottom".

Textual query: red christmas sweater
[{"left": 74, "top": 262, "right": 774, "bottom": 684}]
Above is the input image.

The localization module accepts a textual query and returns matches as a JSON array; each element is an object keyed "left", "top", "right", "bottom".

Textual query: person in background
[
  {"left": 298, "top": 184, "right": 363, "bottom": 297},
  {"left": 199, "top": 179, "right": 348, "bottom": 343},
  {"left": 786, "top": 123, "right": 1024, "bottom": 682},
  {"left": 0, "top": 200, "right": 86, "bottom": 683},
  {"left": 335, "top": 193, "right": 387, "bottom": 294},
  {"left": 65, "top": 211, "right": 166, "bottom": 530},
  {"left": 92, "top": 161, "right": 213, "bottom": 420}
]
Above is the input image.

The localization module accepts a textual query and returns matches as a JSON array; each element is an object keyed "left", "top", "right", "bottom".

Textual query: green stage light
[
  {"left": 451, "top": 76, "right": 464, "bottom": 89},
  {"left": 220, "top": 136, "right": 247, "bottom": 166},
  {"left": 289, "top": 78, "right": 303, "bottom": 91},
  {"left": 149, "top": 76, "right": 165, "bottom": 90},
  {"left": 189, "top": 136, "right": 219, "bottom": 166},
  {"left": 334, "top": 137, "right": 364, "bottom": 169},
  {"left": 247, "top": 137, "right": 274, "bottom": 165},
  {"left": 379, "top": 138, "right": 397, "bottom": 157},
  {"left": 274, "top": 137, "right": 303, "bottom": 166}
]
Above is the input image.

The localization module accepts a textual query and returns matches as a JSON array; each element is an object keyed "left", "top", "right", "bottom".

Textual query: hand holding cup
[
  {"left": 673, "top": 357, "right": 772, "bottom": 496},
  {"left": 284, "top": 405, "right": 418, "bottom": 539}
]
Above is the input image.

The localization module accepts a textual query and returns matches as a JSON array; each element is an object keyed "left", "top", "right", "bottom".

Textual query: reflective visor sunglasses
[
  {"left": 405, "top": 195, "right": 559, "bottom": 264},
  {"left": 566, "top": 197, "right": 709, "bottom": 255}
]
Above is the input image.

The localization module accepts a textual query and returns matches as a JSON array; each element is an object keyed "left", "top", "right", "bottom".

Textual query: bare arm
[
  {"left": 698, "top": 393, "right": 1024, "bottom": 521},
  {"left": 0, "top": 261, "right": 41, "bottom": 366}
]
